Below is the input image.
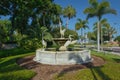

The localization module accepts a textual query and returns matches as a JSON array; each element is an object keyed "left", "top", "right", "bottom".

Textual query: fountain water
[{"left": 33, "top": 22, "right": 92, "bottom": 65}]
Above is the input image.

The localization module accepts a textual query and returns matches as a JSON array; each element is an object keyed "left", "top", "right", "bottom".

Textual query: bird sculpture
[
  {"left": 64, "top": 35, "right": 73, "bottom": 47},
  {"left": 71, "top": 40, "right": 78, "bottom": 44},
  {"left": 59, "top": 21, "right": 66, "bottom": 38},
  {"left": 42, "top": 32, "right": 47, "bottom": 49},
  {"left": 59, "top": 35, "right": 77, "bottom": 51},
  {"left": 60, "top": 29, "right": 66, "bottom": 38},
  {"left": 64, "top": 35, "right": 78, "bottom": 46},
  {"left": 42, "top": 39, "right": 47, "bottom": 48}
]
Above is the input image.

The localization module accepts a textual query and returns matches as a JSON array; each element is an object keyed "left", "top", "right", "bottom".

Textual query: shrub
[
  {"left": 20, "top": 38, "right": 42, "bottom": 50},
  {"left": 114, "top": 36, "right": 120, "bottom": 46}
]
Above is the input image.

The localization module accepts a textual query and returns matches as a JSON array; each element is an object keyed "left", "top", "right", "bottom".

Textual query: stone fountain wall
[{"left": 34, "top": 49, "right": 92, "bottom": 65}]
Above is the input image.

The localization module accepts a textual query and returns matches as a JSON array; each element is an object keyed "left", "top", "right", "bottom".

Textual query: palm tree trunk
[
  {"left": 66, "top": 18, "right": 68, "bottom": 29},
  {"left": 37, "top": 17, "right": 40, "bottom": 27},
  {"left": 43, "top": 15, "right": 45, "bottom": 26},
  {"left": 59, "top": 21, "right": 62, "bottom": 38},
  {"left": 97, "top": 21, "right": 100, "bottom": 51},
  {"left": 81, "top": 28, "right": 83, "bottom": 44},
  {"left": 110, "top": 34, "right": 112, "bottom": 41},
  {"left": 42, "top": 12, "right": 46, "bottom": 26},
  {"left": 10, "top": 14, "right": 15, "bottom": 41},
  {"left": 81, "top": 28, "right": 83, "bottom": 38},
  {"left": 101, "top": 26, "right": 103, "bottom": 50},
  {"left": 0, "top": 42, "right": 3, "bottom": 49}
]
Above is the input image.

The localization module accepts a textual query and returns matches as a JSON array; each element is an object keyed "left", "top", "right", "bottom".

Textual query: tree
[
  {"left": 84, "top": 0, "right": 117, "bottom": 51},
  {"left": 75, "top": 18, "right": 88, "bottom": 43},
  {"left": 63, "top": 5, "right": 76, "bottom": 28},
  {"left": 0, "top": 0, "right": 35, "bottom": 35},
  {"left": 0, "top": 20, "right": 11, "bottom": 48},
  {"left": 75, "top": 18, "right": 88, "bottom": 35},
  {"left": 87, "top": 32, "right": 96, "bottom": 41},
  {"left": 51, "top": 4, "right": 62, "bottom": 28},
  {"left": 104, "top": 26, "right": 117, "bottom": 41},
  {"left": 114, "top": 36, "right": 120, "bottom": 46},
  {"left": 19, "top": 26, "right": 53, "bottom": 49},
  {"left": 93, "top": 18, "right": 108, "bottom": 44},
  {"left": 0, "top": 0, "right": 64, "bottom": 49},
  {"left": 0, "top": 0, "right": 59, "bottom": 34}
]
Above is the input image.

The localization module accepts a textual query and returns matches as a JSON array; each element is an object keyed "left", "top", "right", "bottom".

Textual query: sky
[{"left": 54, "top": 0, "right": 120, "bottom": 36}]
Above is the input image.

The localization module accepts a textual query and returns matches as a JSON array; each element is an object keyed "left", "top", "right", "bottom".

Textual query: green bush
[
  {"left": 114, "top": 36, "right": 120, "bottom": 46},
  {"left": 0, "top": 20, "right": 11, "bottom": 44},
  {"left": 17, "top": 26, "right": 53, "bottom": 49},
  {"left": 115, "top": 36, "right": 120, "bottom": 42},
  {"left": 20, "top": 38, "right": 42, "bottom": 50}
]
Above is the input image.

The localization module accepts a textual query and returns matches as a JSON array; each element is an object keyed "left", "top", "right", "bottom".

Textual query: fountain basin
[
  {"left": 53, "top": 38, "right": 68, "bottom": 46},
  {"left": 33, "top": 49, "right": 92, "bottom": 65}
]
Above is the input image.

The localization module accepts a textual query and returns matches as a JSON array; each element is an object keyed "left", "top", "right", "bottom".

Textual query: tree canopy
[
  {"left": 63, "top": 5, "right": 76, "bottom": 28},
  {"left": 84, "top": 0, "right": 117, "bottom": 51}
]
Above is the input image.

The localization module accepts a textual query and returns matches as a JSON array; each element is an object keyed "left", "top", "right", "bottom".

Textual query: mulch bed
[{"left": 17, "top": 55, "right": 105, "bottom": 80}]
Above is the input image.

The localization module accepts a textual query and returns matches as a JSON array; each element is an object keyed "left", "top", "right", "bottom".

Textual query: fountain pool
[{"left": 33, "top": 49, "right": 92, "bottom": 65}]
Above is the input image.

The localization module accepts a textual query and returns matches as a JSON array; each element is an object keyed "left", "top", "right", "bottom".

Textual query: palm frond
[
  {"left": 63, "top": 5, "right": 76, "bottom": 19},
  {"left": 86, "top": 13, "right": 96, "bottom": 20},
  {"left": 41, "top": 26, "right": 48, "bottom": 32},
  {"left": 102, "top": 8, "right": 117, "bottom": 15},
  {"left": 84, "top": 0, "right": 117, "bottom": 21},
  {"left": 44, "top": 32, "right": 53, "bottom": 41},
  {"left": 84, "top": 7, "right": 96, "bottom": 14},
  {"left": 99, "top": 1, "right": 110, "bottom": 8},
  {"left": 89, "top": 0, "right": 97, "bottom": 5},
  {"left": 75, "top": 23, "right": 80, "bottom": 30},
  {"left": 100, "top": 18, "right": 107, "bottom": 23}
]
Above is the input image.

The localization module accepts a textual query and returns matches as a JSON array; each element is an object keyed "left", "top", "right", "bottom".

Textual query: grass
[
  {"left": 0, "top": 48, "right": 34, "bottom": 58},
  {"left": 0, "top": 49, "right": 35, "bottom": 80},
  {"left": 0, "top": 48, "right": 120, "bottom": 80},
  {"left": 54, "top": 51, "right": 120, "bottom": 80}
]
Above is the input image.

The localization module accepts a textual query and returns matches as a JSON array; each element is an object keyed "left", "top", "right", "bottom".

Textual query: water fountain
[{"left": 33, "top": 22, "right": 92, "bottom": 65}]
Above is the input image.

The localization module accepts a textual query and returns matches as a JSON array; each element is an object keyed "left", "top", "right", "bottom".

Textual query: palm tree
[
  {"left": 93, "top": 18, "right": 108, "bottom": 45},
  {"left": 84, "top": 0, "right": 117, "bottom": 51},
  {"left": 63, "top": 5, "right": 76, "bottom": 28},
  {"left": 51, "top": 4, "right": 62, "bottom": 28},
  {"left": 87, "top": 32, "right": 96, "bottom": 41},
  {"left": 109, "top": 27, "right": 117, "bottom": 41},
  {"left": 75, "top": 18, "right": 88, "bottom": 44},
  {"left": 104, "top": 26, "right": 117, "bottom": 41}
]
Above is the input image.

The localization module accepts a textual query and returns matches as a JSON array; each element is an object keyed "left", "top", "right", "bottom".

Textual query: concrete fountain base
[{"left": 33, "top": 49, "right": 92, "bottom": 65}]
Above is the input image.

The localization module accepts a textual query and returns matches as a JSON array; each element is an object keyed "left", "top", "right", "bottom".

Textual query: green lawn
[
  {"left": 0, "top": 49, "right": 120, "bottom": 80},
  {"left": 54, "top": 51, "right": 120, "bottom": 80},
  {"left": 0, "top": 49, "right": 35, "bottom": 80},
  {"left": 0, "top": 48, "right": 34, "bottom": 58}
]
